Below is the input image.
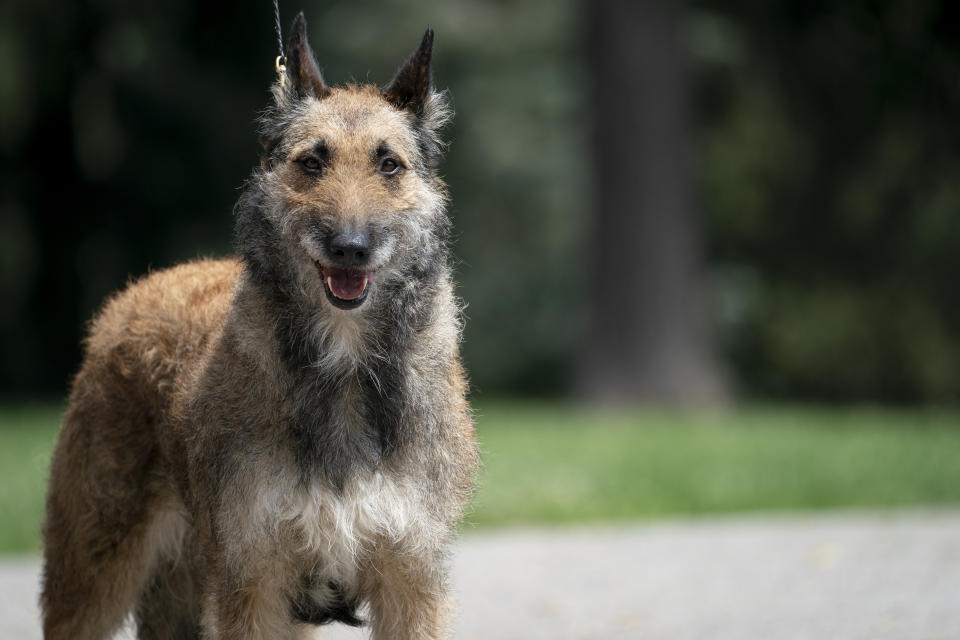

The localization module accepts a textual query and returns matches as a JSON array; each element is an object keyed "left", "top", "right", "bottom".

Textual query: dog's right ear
[
  {"left": 283, "top": 12, "right": 330, "bottom": 101},
  {"left": 261, "top": 12, "right": 329, "bottom": 165}
]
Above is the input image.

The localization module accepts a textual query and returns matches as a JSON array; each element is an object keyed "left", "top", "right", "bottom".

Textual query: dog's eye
[
  {"left": 300, "top": 156, "right": 323, "bottom": 175},
  {"left": 377, "top": 157, "right": 401, "bottom": 176}
]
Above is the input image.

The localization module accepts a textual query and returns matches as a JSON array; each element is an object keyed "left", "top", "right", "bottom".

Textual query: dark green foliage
[
  {"left": 1, "top": 0, "right": 958, "bottom": 401},
  {"left": 0, "top": 0, "right": 273, "bottom": 388},
  {"left": 0, "top": 0, "right": 585, "bottom": 396},
  {"left": 696, "top": 0, "right": 960, "bottom": 401}
]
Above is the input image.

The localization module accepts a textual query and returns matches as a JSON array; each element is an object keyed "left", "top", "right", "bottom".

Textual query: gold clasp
[{"left": 275, "top": 55, "right": 287, "bottom": 87}]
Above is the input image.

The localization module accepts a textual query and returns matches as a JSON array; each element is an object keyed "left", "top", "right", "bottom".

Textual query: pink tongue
[{"left": 325, "top": 267, "right": 368, "bottom": 300}]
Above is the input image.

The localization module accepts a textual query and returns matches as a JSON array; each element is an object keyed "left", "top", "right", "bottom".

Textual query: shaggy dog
[{"left": 41, "top": 13, "right": 478, "bottom": 640}]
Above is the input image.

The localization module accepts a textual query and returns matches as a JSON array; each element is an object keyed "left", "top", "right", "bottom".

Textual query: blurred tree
[
  {"left": 0, "top": 0, "right": 269, "bottom": 393},
  {"left": 576, "top": 0, "right": 725, "bottom": 403},
  {"left": 697, "top": 0, "right": 960, "bottom": 402},
  {"left": 3, "top": 0, "right": 959, "bottom": 404},
  {"left": 0, "top": 0, "right": 587, "bottom": 396}
]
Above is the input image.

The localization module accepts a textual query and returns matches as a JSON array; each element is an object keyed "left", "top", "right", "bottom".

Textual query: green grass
[
  {"left": 0, "top": 404, "right": 62, "bottom": 554},
  {"left": 467, "top": 399, "right": 960, "bottom": 526},
  {"left": 2, "top": 400, "right": 960, "bottom": 553}
]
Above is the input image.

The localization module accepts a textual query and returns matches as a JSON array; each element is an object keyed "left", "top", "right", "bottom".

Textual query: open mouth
[{"left": 315, "top": 262, "right": 373, "bottom": 310}]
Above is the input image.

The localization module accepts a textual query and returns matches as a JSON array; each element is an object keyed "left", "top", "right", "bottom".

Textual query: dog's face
[
  {"left": 263, "top": 87, "right": 444, "bottom": 312},
  {"left": 246, "top": 14, "right": 449, "bottom": 316}
]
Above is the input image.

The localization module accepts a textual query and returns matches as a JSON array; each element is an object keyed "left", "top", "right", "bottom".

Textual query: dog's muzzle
[
  {"left": 315, "top": 262, "right": 373, "bottom": 309},
  {"left": 313, "top": 228, "right": 382, "bottom": 309}
]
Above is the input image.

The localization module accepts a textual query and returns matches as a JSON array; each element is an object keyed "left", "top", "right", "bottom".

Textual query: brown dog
[{"left": 41, "top": 13, "right": 478, "bottom": 640}]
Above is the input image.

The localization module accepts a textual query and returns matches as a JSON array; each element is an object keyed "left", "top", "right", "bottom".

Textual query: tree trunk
[{"left": 576, "top": 0, "right": 725, "bottom": 404}]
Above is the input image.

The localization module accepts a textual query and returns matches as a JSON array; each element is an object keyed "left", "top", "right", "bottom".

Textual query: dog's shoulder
[
  {"left": 87, "top": 258, "right": 241, "bottom": 347},
  {"left": 77, "top": 257, "right": 242, "bottom": 397}
]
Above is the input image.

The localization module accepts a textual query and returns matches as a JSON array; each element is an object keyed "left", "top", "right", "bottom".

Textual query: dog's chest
[
  {"left": 242, "top": 467, "right": 424, "bottom": 624},
  {"left": 284, "top": 321, "right": 409, "bottom": 487},
  {"left": 286, "top": 471, "right": 422, "bottom": 573}
]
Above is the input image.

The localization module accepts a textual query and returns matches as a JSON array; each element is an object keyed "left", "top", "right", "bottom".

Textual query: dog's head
[{"left": 237, "top": 12, "right": 450, "bottom": 318}]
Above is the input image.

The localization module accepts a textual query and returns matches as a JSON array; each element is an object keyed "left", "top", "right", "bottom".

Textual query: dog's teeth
[
  {"left": 362, "top": 277, "right": 369, "bottom": 290},
  {"left": 326, "top": 276, "right": 334, "bottom": 292}
]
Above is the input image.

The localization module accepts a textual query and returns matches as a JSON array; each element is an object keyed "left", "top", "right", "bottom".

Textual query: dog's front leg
[
  {"left": 364, "top": 546, "right": 456, "bottom": 640},
  {"left": 200, "top": 561, "right": 296, "bottom": 640}
]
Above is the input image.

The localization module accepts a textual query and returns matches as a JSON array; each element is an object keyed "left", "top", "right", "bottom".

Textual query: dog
[{"left": 41, "top": 12, "right": 478, "bottom": 639}]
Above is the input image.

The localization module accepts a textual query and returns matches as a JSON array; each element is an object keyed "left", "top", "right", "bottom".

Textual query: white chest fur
[{"left": 246, "top": 468, "right": 432, "bottom": 588}]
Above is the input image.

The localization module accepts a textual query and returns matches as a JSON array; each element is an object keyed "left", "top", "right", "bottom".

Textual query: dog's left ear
[{"left": 383, "top": 29, "right": 434, "bottom": 116}]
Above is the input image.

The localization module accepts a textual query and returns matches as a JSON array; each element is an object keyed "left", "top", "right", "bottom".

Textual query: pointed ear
[
  {"left": 285, "top": 12, "right": 330, "bottom": 100},
  {"left": 383, "top": 29, "right": 434, "bottom": 116}
]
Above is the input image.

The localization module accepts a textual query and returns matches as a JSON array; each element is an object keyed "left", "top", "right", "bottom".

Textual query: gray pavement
[{"left": 3, "top": 510, "right": 959, "bottom": 639}]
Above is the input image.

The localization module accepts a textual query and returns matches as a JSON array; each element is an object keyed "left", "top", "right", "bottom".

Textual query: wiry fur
[{"left": 41, "top": 13, "right": 477, "bottom": 640}]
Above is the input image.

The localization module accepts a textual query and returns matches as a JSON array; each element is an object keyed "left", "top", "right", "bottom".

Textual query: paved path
[{"left": 4, "top": 510, "right": 959, "bottom": 639}]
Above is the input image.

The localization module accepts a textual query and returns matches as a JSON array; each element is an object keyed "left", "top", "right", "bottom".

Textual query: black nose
[{"left": 327, "top": 230, "right": 371, "bottom": 266}]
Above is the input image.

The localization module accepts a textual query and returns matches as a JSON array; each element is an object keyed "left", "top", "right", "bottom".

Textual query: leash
[{"left": 272, "top": 0, "right": 287, "bottom": 85}]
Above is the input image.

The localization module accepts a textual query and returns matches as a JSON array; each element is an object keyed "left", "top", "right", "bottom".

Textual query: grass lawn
[
  {"left": 0, "top": 404, "right": 62, "bottom": 555},
  {"left": 468, "top": 400, "right": 960, "bottom": 526},
  {"left": 2, "top": 400, "right": 960, "bottom": 553}
]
